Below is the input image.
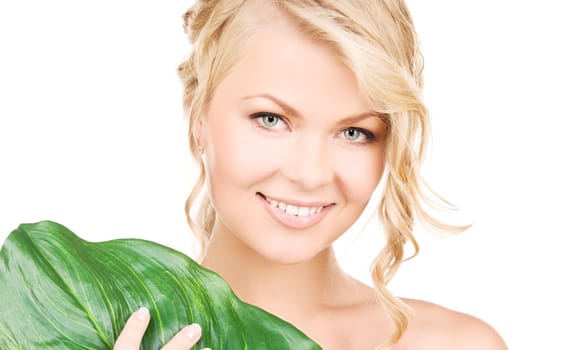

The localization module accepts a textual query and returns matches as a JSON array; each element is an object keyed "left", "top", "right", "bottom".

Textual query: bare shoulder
[{"left": 400, "top": 298, "right": 508, "bottom": 350}]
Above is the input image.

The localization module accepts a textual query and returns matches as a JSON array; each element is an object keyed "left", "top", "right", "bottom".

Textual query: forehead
[{"left": 209, "top": 12, "right": 370, "bottom": 119}]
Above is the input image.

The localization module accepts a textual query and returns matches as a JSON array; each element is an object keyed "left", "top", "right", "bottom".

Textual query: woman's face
[{"left": 198, "top": 20, "right": 387, "bottom": 264}]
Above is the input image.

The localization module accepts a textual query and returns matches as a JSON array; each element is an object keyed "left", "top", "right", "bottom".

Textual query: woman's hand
[{"left": 114, "top": 307, "right": 210, "bottom": 350}]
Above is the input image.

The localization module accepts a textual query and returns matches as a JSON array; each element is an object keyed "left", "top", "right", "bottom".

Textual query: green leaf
[{"left": 0, "top": 221, "right": 322, "bottom": 349}]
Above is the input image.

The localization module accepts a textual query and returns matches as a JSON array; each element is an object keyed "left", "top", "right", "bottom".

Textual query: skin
[
  {"left": 116, "top": 5, "right": 508, "bottom": 350},
  {"left": 114, "top": 307, "right": 207, "bottom": 350}
]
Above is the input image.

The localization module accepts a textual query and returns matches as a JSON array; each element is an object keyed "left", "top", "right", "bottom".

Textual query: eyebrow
[{"left": 241, "top": 93, "right": 383, "bottom": 124}]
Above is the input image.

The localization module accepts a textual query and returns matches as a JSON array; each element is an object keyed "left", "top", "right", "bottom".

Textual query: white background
[{"left": 1, "top": 1, "right": 576, "bottom": 349}]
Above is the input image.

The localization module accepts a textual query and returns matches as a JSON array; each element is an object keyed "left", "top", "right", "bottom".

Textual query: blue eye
[
  {"left": 250, "top": 112, "right": 287, "bottom": 130},
  {"left": 340, "top": 127, "right": 376, "bottom": 144},
  {"left": 261, "top": 114, "right": 280, "bottom": 127},
  {"left": 343, "top": 128, "right": 362, "bottom": 141}
]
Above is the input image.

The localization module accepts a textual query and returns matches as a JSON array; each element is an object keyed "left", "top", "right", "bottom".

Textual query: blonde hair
[{"left": 177, "top": 1, "right": 466, "bottom": 348}]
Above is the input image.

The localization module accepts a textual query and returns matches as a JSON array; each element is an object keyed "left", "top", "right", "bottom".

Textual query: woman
[{"left": 115, "top": 0, "right": 507, "bottom": 349}]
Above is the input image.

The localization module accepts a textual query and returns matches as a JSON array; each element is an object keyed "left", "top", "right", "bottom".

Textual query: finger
[
  {"left": 113, "top": 307, "right": 150, "bottom": 350},
  {"left": 160, "top": 323, "right": 203, "bottom": 350}
]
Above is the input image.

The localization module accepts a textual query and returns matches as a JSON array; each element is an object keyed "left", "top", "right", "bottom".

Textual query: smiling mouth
[{"left": 256, "top": 192, "right": 330, "bottom": 217}]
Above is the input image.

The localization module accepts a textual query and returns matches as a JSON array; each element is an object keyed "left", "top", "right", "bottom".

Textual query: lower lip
[{"left": 258, "top": 195, "right": 330, "bottom": 229}]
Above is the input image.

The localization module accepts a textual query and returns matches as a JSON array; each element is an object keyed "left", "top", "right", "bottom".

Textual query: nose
[{"left": 281, "top": 134, "right": 334, "bottom": 190}]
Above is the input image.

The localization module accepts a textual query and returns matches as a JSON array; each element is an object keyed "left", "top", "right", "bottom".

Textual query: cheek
[
  {"left": 205, "top": 119, "right": 284, "bottom": 188},
  {"left": 336, "top": 148, "right": 385, "bottom": 201}
]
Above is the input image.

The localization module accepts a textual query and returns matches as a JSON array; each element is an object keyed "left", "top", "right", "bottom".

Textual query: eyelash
[
  {"left": 249, "top": 112, "right": 289, "bottom": 130},
  {"left": 342, "top": 127, "right": 376, "bottom": 144},
  {"left": 249, "top": 112, "right": 376, "bottom": 144}
]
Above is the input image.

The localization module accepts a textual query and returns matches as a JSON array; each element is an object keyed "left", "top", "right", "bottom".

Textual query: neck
[{"left": 200, "top": 223, "right": 357, "bottom": 322}]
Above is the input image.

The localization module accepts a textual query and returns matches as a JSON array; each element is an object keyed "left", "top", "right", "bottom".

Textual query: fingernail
[
  {"left": 184, "top": 323, "right": 201, "bottom": 339},
  {"left": 136, "top": 307, "right": 149, "bottom": 321}
]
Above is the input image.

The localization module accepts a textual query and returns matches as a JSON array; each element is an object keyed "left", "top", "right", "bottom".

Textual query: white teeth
[
  {"left": 286, "top": 204, "right": 298, "bottom": 216},
  {"left": 297, "top": 207, "right": 309, "bottom": 217},
  {"left": 264, "top": 195, "right": 324, "bottom": 217}
]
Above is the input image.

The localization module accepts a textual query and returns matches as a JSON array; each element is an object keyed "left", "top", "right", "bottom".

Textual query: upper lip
[{"left": 257, "top": 192, "right": 334, "bottom": 207}]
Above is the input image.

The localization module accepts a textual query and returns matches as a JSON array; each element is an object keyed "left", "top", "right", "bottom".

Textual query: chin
[{"left": 251, "top": 239, "right": 330, "bottom": 266}]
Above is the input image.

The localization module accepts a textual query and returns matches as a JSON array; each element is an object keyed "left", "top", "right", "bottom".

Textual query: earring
[{"left": 195, "top": 137, "right": 204, "bottom": 156}]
